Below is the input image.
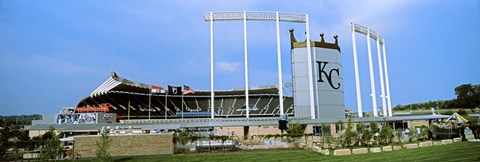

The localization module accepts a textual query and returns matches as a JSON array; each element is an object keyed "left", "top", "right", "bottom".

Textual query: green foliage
[
  {"left": 335, "top": 120, "right": 343, "bottom": 133},
  {"left": 96, "top": 127, "right": 112, "bottom": 162},
  {"left": 464, "top": 116, "right": 478, "bottom": 126},
  {"left": 457, "top": 109, "right": 467, "bottom": 116},
  {"left": 395, "top": 129, "right": 403, "bottom": 144},
  {"left": 369, "top": 121, "right": 379, "bottom": 145},
  {"left": 287, "top": 123, "right": 304, "bottom": 138},
  {"left": 455, "top": 84, "right": 480, "bottom": 108},
  {"left": 285, "top": 123, "right": 305, "bottom": 143},
  {"left": 378, "top": 120, "right": 394, "bottom": 145},
  {"left": 0, "top": 114, "right": 42, "bottom": 126},
  {"left": 355, "top": 122, "right": 369, "bottom": 146},
  {"left": 341, "top": 118, "right": 356, "bottom": 147},
  {"left": 40, "top": 126, "right": 62, "bottom": 160},
  {"left": 175, "top": 130, "right": 189, "bottom": 146},
  {"left": 393, "top": 83, "right": 480, "bottom": 111},
  {"left": 321, "top": 123, "right": 331, "bottom": 136},
  {"left": 320, "top": 123, "right": 331, "bottom": 146},
  {"left": 407, "top": 128, "right": 417, "bottom": 142},
  {"left": 417, "top": 126, "right": 429, "bottom": 141}
]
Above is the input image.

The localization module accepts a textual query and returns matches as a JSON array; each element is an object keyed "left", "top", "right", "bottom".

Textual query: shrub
[
  {"left": 379, "top": 121, "right": 394, "bottom": 145},
  {"left": 342, "top": 118, "right": 356, "bottom": 147},
  {"left": 395, "top": 129, "right": 403, "bottom": 144},
  {"left": 40, "top": 126, "right": 62, "bottom": 160},
  {"left": 96, "top": 127, "right": 111, "bottom": 162},
  {"left": 369, "top": 121, "right": 379, "bottom": 145}
]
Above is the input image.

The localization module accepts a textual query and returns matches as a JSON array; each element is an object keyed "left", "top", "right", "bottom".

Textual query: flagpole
[{"left": 165, "top": 91, "right": 168, "bottom": 119}]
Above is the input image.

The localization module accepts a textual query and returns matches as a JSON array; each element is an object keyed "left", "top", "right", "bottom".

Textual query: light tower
[{"left": 351, "top": 23, "right": 393, "bottom": 117}]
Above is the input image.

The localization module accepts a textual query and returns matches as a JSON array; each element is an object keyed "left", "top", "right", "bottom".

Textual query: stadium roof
[
  {"left": 89, "top": 72, "right": 280, "bottom": 97},
  {"left": 90, "top": 72, "right": 151, "bottom": 97}
]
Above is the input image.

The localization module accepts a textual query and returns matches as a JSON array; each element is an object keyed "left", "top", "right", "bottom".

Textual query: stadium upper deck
[{"left": 77, "top": 72, "right": 294, "bottom": 119}]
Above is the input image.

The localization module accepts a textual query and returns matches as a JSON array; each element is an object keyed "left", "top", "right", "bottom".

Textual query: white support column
[
  {"left": 275, "top": 12, "right": 284, "bottom": 115},
  {"left": 305, "top": 14, "right": 315, "bottom": 119},
  {"left": 243, "top": 11, "right": 250, "bottom": 118},
  {"left": 312, "top": 37, "right": 319, "bottom": 119},
  {"left": 382, "top": 38, "right": 393, "bottom": 117},
  {"left": 210, "top": 12, "right": 215, "bottom": 119},
  {"left": 351, "top": 23, "right": 363, "bottom": 118},
  {"left": 366, "top": 29, "right": 378, "bottom": 117},
  {"left": 376, "top": 37, "right": 387, "bottom": 117}
]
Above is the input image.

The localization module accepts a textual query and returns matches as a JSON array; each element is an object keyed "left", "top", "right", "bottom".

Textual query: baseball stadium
[{"left": 24, "top": 11, "right": 466, "bottom": 159}]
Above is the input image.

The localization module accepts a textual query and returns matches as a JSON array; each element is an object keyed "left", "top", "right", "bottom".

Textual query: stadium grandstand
[{"left": 76, "top": 72, "right": 294, "bottom": 120}]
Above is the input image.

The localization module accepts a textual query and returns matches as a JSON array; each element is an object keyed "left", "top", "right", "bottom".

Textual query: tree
[
  {"left": 379, "top": 120, "right": 394, "bottom": 145},
  {"left": 418, "top": 126, "right": 428, "bottom": 141},
  {"left": 395, "top": 129, "right": 403, "bottom": 144},
  {"left": 454, "top": 84, "right": 480, "bottom": 108},
  {"left": 175, "top": 130, "right": 189, "bottom": 147},
  {"left": 455, "top": 84, "right": 473, "bottom": 99},
  {"left": 408, "top": 128, "right": 417, "bottom": 142},
  {"left": 359, "top": 123, "right": 373, "bottom": 147},
  {"left": 369, "top": 121, "right": 379, "bottom": 145},
  {"left": 40, "top": 126, "right": 62, "bottom": 160},
  {"left": 173, "top": 130, "right": 190, "bottom": 153},
  {"left": 355, "top": 122, "right": 366, "bottom": 146},
  {"left": 320, "top": 123, "right": 331, "bottom": 146},
  {"left": 96, "top": 127, "right": 111, "bottom": 162},
  {"left": 341, "top": 118, "right": 356, "bottom": 147},
  {"left": 334, "top": 120, "right": 344, "bottom": 147},
  {"left": 287, "top": 123, "right": 304, "bottom": 143}
]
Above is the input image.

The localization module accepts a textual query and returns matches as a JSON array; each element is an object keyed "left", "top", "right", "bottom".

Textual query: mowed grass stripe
[{"left": 99, "top": 142, "right": 480, "bottom": 162}]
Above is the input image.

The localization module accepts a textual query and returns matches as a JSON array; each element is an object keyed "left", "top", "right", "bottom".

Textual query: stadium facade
[
  {"left": 26, "top": 12, "right": 450, "bottom": 148},
  {"left": 23, "top": 11, "right": 458, "bottom": 160},
  {"left": 27, "top": 29, "right": 449, "bottom": 138}
]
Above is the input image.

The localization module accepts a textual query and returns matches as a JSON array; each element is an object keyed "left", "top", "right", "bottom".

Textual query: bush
[
  {"left": 369, "top": 121, "right": 379, "bottom": 145},
  {"left": 96, "top": 127, "right": 111, "bottom": 162},
  {"left": 341, "top": 118, "right": 356, "bottom": 147},
  {"left": 40, "top": 126, "right": 62, "bottom": 160},
  {"left": 395, "top": 129, "right": 403, "bottom": 144},
  {"left": 418, "top": 126, "right": 429, "bottom": 141},
  {"left": 379, "top": 121, "right": 394, "bottom": 145},
  {"left": 408, "top": 129, "right": 417, "bottom": 142}
]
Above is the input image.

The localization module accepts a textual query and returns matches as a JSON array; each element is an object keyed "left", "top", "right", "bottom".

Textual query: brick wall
[{"left": 73, "top": 133, "right": 173, "bottom": 158}]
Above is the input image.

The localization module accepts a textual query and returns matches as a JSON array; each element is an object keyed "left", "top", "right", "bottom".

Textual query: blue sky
[{"left": 1, "top": 0, "right": 479, "bottom": 115}]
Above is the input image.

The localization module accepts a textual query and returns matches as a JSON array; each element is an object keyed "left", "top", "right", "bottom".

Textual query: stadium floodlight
[
  {"left": 351, "top": 22, "right": 392, "bottom": 117},
  {"left": 205, "top": 11, "right": 315, "bottom": 119}
]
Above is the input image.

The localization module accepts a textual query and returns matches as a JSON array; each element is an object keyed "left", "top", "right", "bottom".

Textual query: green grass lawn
[{"left": 87, "top": 142, "right": 480, "bottom": 162}]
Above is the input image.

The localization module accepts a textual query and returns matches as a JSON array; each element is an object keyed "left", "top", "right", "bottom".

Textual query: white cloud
[{"left": 217, "top": 61, "right": 240, "bottom": 72}]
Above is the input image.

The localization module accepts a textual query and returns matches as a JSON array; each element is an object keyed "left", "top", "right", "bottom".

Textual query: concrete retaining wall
[
  {"left": 74, "top": 133, "right": 174, "bottom": 158},
  {"left": 404, "top": 143, "right": 418, "bottom": 149},
  {"left": 370, "top": 147, "right": 381, "bottom": 153},
  {"left": 393, "top": 146, "right": 401, "bottom": 150},
  {"left": 333, "top": 149, "right": 351, "bottom": 156},
  {"left": 453, "top": 138, "right": 462, "bottom": 143},
  {"left": 352, "top": 148, "right": 368, "bottom": 154},
  {"left": 382, "top": 146, "right": 392, "bottom": 151},
  {"left": 419, "top": 141, "right": 433, "bottom": 147},
  {"left": 441, "top": 139, "right": 453, "bottom": 144}
]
